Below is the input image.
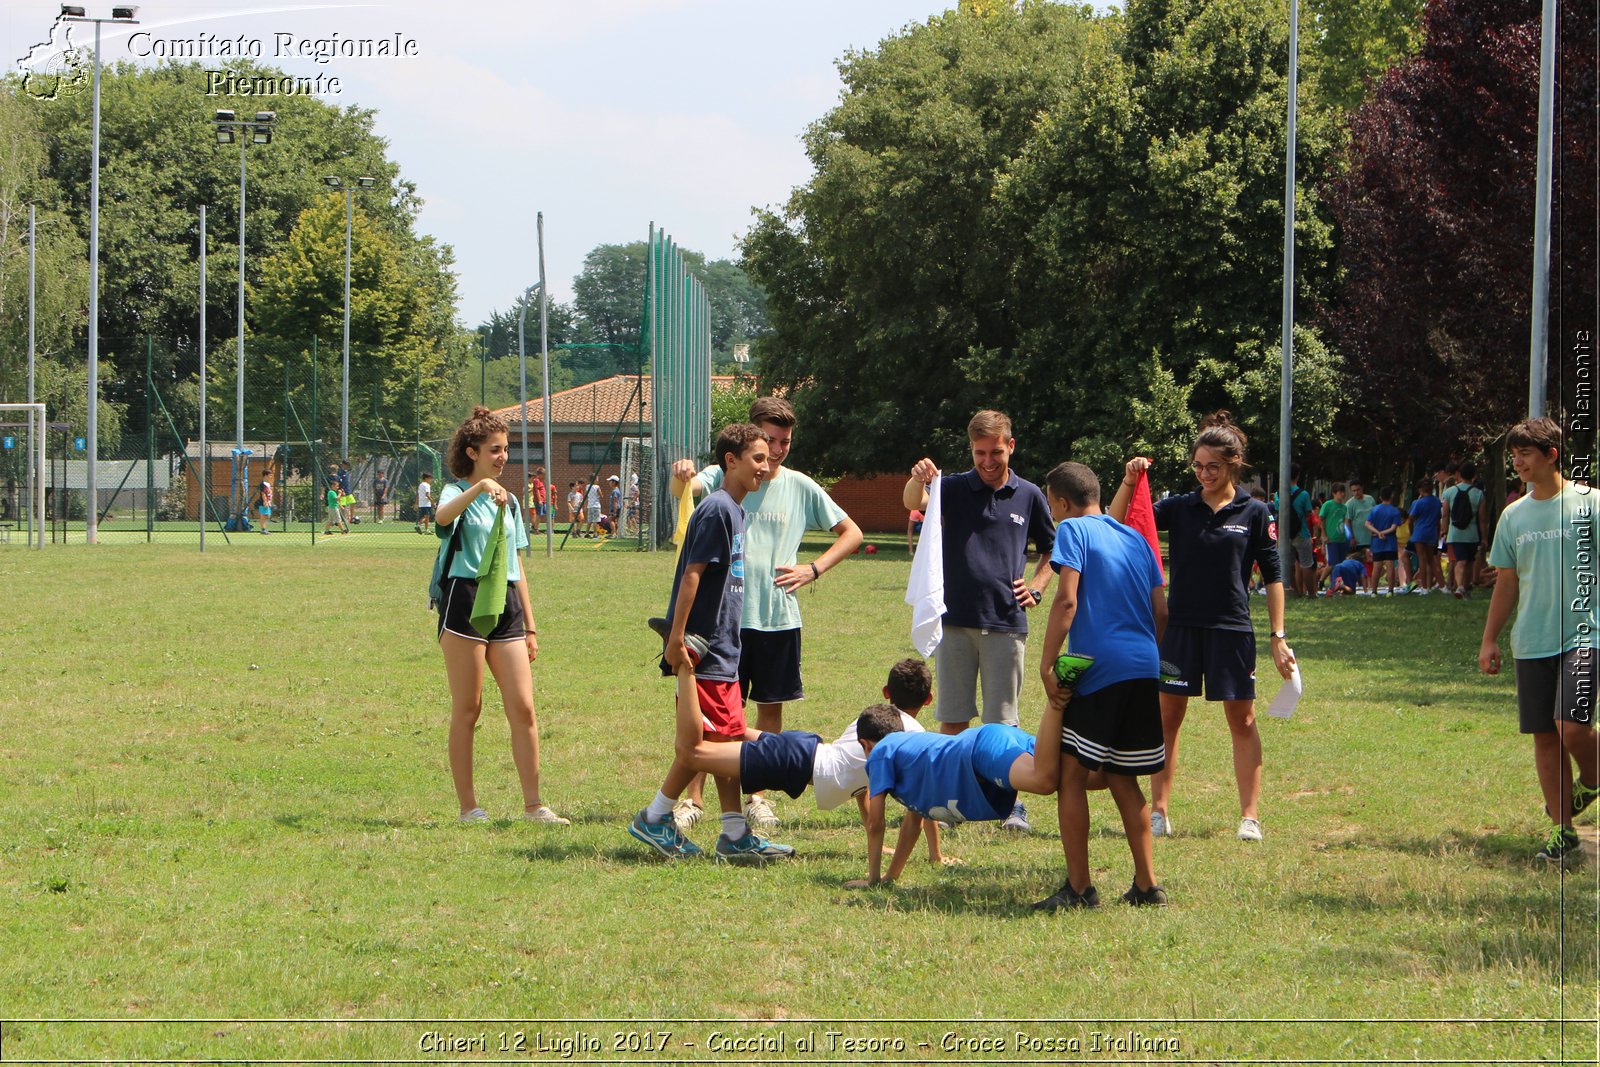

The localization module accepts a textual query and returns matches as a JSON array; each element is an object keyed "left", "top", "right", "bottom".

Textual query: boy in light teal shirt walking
[{"left": 1479, "top": 417, "right": 1599, "bottom": 866}]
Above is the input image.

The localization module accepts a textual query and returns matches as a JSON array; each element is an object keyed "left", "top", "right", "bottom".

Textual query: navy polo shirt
[
  {"left": 1152, "top": 487, "right": 1281, "bottom": 632},
  {"left": 936, "top": 469, "right": 1055, "bottom": 633}
]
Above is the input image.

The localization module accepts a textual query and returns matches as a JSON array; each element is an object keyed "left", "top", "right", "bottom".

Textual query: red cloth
[{"left": 1123, "top": 469, "right": 1163, "bottom": 574}]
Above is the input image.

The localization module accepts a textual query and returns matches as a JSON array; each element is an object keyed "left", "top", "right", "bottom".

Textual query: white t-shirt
[
  {"left": 417, "top": 481, "right": 433, "bottom": 509},
  {"left": 810, "top": 711, "right": 926, "bottom": 811}
]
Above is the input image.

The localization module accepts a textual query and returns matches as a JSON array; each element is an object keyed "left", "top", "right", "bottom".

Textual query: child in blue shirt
[{"left": 1365, "top": 488, "right": 1405, "bottom": 595}]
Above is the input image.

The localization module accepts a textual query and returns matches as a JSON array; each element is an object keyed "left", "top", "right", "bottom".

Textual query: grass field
[{"left": 1, "top": 538, "right": 1596, "bottom": 1064}]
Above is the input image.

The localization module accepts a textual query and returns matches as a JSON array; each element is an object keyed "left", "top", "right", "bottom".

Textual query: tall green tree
[
  {"left": 1302, "top": 0, "right": 1426, "bottom": 115},
  {"left": 743, "top": 2, "right": 1097, "bottom": 477}
]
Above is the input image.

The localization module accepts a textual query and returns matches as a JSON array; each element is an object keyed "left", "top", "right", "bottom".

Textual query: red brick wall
[{"left": 826, "top": 472, "right": 911, "bottom": 534}]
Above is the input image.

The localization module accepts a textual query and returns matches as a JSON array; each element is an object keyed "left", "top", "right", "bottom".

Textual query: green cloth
[{"left": 469, "top": 504, "right": 509, "bottom": 637}]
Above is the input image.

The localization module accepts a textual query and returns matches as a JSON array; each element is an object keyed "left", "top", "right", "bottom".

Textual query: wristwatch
[{"left": 1270, "top": 630, "right": 1287, "bottom": 640}]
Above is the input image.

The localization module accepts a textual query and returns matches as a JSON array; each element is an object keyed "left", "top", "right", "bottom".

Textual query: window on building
[{"left": 569, "top": 441, "right": 621, "bottom": 464}]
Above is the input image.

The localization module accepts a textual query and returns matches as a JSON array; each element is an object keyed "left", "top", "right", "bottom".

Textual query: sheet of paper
[{"left": 1266, "top": 656, "right": 1301, "bottom": 719}]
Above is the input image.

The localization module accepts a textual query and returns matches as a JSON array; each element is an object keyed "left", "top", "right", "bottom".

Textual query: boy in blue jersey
[
  {"left": 1324, "top": 546, "right": 1370, "bottom": 596},
  {"left": 1364, "top": 488, "right": 1405, "bottom": 595},
  {"left": 849, "top": 685, "right": 1069, "bottom": 889},
  {"left": 1033, "top": 462, "right": 1169, "bottom": 908}
]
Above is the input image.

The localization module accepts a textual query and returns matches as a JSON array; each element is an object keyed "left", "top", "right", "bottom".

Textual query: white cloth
[
  {"left": 905, "top": 473, "right": 945, "bottom": 656},
  {"left": 1265, "top": 654, "right": 1301, "bottom": 719}
]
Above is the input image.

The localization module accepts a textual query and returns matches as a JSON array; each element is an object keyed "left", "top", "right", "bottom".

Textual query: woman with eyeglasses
[{"left": 1109, "top": 411, "right": 1295, "bottom": 843}]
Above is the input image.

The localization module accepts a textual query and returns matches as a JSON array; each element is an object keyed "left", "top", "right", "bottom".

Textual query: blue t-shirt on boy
[
  {"left": 1049, "top": 513, "right": 1164, "bottom": 696},
  {"left": 1407, "top": 494, "right": 1442, "bottom": 544},
  {"left": 663, "top": 488, "right": 745, "bottom": 682},
  {"left": 1367, "top": 502, "right": 1403, "bottom": 554}
]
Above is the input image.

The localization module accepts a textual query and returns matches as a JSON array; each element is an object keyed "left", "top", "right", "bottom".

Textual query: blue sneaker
[
  {"left": 714, "top": 831, "right": 795, "bottom": 866},
  {"left": 628, "top": 809, "right": 702, "bottom": 859}
]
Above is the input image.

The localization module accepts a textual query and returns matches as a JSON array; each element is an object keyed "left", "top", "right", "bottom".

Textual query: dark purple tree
[{"left": 1323, "top": 0, "right": 1595, "bottom": 464}]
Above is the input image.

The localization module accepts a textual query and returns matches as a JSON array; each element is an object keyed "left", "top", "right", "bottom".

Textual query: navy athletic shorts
[{"left": 738, "top": 730, "right": 821, "bottom": 799}]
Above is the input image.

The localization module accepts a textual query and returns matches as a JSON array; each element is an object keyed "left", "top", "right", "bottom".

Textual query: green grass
[{"left": 0, "top": 541, "right": 1595, "bottom": 1063}]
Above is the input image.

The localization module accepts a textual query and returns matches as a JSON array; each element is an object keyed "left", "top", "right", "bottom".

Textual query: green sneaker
[
  {"left": 628, "top": 809, "right": 702, "bottom": 859},
  {"left": 1053, "top": 652, "right": 1096, "bottom": 691},
  {"left": 1535, "top": 825, "right": 1583, "bottom": 867}
]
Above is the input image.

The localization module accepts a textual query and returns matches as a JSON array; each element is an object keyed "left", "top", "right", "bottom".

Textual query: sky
[{"left": 4, "top": 0, "right": 962, "bottom": 326}]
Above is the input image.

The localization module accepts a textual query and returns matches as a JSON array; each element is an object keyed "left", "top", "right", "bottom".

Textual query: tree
[
  {"left": 1302, "top": 0, "right": 1426, "bottom": 115},
  {"left": 743, "top": 2, "right": 1098, "bottom": 477},
  {"left": 1322, "top": 0, "right": 1596, "bottom": 466},
  {"left": 12, "top": 60, "right": 436, "bottom": 442},
  {"left": 744, "top": 0, "right": 1342, "bottom": 488}
]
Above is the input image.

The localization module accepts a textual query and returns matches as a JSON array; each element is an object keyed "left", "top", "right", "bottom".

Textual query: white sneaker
[
  {"left": 1355, "top": 589, "right": 1372, "bottom": 596},
  {"left": 744, "top": 794, "right": 778, "bottom": 831},
  {"left": 458, "top": 808, "right": 490, "bottom": 824},
  {"left": 1411, "top": 586, "right": 1429, "bottom": 595},
  {"left": 1001, "top": 801, "right": 1031, "bottom": 832},
  {"left": 1237, "top": 817, "right": 1263, "bottom": 841},
  {"left": 524, "top": 805, "right": 570, "bottom": 825},
  {"left": 672, "top": 798, "right": 704, "bottom": 833},
  {"left": 1150, "top": 810, "right": 1172, "bottom": 837}
]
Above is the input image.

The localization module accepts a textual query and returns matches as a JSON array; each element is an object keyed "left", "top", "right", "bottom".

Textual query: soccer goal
[
  {"left": 620, "top": 435, "right": 654, "bottom": 548},
  {"left": 0, "top": 404, "right": 47, "bottom": 548}
]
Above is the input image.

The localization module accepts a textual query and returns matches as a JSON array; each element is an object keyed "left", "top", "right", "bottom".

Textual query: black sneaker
[
  {"left": 1574, "top": 779, "right": 1600, "bottom": 819},
  {"left": 1121, "top": 881, "right": 1170, "bottom": 907},
  {"left": 647, "top": 617, "right": 708, "bottom": 666},
  {"left": 1536, "top": 826, "right": 1584, "bottom": 867},
  {"left": 1031, "top": 881, "right": 1099, "bottom": 911}
]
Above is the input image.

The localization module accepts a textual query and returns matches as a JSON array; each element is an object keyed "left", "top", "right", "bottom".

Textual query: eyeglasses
[{"left": 1192, "top": 462, "right": 1225, "bottom": 476}]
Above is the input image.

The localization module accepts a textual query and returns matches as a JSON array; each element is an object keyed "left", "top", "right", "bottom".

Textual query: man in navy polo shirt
[{"left": 904, "top": 409, "right": 1056, "bottom": 831}]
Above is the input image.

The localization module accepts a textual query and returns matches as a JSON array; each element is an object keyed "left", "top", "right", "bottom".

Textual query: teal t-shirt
[
  {"left": 696, "top": 464, "right": 848, "bottom": 632},
  {"left": 1486, "top": 482, "right": 1598, "bottom": 658},
  {"left": 439, "top": 481, "right": 529, "bottom": 583},
  {"left": 1345, "top": 494, "right": 1376, "bottom": 547},
  {"left": 1441, "top": 483, "right": 1485, "bottom": 543}
]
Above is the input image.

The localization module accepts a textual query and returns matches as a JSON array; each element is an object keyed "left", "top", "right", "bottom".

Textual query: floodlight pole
[
  {"left": 321, "top": 175, "right": 374, "bottom": 460},
  {"left": 538, "top": 212, "right": 553, "bottom": 557},
  {"left": 1276, "top": 0, "right": 1299, "bottom": 580},
  {"left": 1527, "top": 0, "right": 1556, "bottom": 418},
  {"left": 61, "top": 7, "right": 141, "bottom": 541},
  {"left": 199, "top": 204, "right": 208, "bottom": 552},
  {"left": 27, "top": 205, "right": 36, "bottom": 547},
  {"left": 236, "top": 132, "right": 246, "bottom": 455},
  {"left": 517, "top": 279, "right": 541, "bottom": 552}
]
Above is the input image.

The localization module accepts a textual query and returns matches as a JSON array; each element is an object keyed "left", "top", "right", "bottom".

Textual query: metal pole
[
  {"left": 86, "top": 20, "right": 102, "bottom": 544},
  {"left": 200, "top": 205, "right": 207, "bottom": 552},
  {"left": 1527, "top": 0, "right": 1556, "bottom": 417},
  {"left": 1277, "top": 0, "right": 1299, "bottom": 581},
  {"left": 146, "top": 336, "right": 154, "bottom": 541},
  {"left": 340, "top": 186, "right": 352, "bottom": 460},
  {"left": 518, "top": 280, "right": 539, "bottom": 550},
  {"left": 538, "top": 212, "right": 553, "bottom": 557},
  {"left": 34, "top": 404, "right": 45, "bottom": 550},
  {"left": 27, "top": 204, "right": 36, "bottom": 547},
  {"left": 236, "top": 132, "right": 247, "bottom": 459}
]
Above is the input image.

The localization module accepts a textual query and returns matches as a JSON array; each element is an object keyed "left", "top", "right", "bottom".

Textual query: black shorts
[
  {"left": 1371, "top": 549, "right": 1398, "bottom": 561},
  {"left": 436, "top": 576, "right": 527, "bottom": 644},
  {"left": 1448, "top": 541, "right": 1479, "bottom": 562},
  {"left": 1060, "top": 678, "right": 1165, "bottom": 776},
  {"left": 738, "top": 730, "right": 821, "bottom": 799},
  {"left": 739, "top": 627, "right": 804, "bottom": 705},
  {"left": 1159, "top": 623, "right": 1257, "bottom": 702},
  {"left": 1516, "top": 649, "right": 1599, "bottom": 733}
]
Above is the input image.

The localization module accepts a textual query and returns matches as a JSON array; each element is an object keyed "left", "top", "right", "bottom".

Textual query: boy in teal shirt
[{"left": 1479, "top": 417, "right": 1599, "bottom": 866}]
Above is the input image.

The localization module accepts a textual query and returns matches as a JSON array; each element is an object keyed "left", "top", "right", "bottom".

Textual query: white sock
[
  {"left": 645, "top": 792, "right": 675, "bottom": 823},
  {"left": 721, "top": 812, "right": 748, "bottom": 840}
]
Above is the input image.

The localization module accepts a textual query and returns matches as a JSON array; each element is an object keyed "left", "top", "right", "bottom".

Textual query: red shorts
[{"left": 695, "top": 677, "right": 747, "bottom": 741}]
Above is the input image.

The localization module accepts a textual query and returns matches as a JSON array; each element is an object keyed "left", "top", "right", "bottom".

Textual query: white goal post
[{"left": 0, "top": 404, "right": 46, "bottom": 549}]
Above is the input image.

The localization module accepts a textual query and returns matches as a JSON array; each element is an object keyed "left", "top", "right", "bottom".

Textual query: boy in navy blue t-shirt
[
  {"left": 1365, "top": 488, "right": 1405, "bottom": 595},
  {"left": 628, "top": 424, "right": 794, "bottom": 864},
  {"left": 1034, "top": 462, "right": 1169, "bottom": 908}
]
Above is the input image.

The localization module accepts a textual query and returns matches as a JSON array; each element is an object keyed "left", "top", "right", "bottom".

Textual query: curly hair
[{"left": 446, "top": 406, "right": 509, "bottom": 477}]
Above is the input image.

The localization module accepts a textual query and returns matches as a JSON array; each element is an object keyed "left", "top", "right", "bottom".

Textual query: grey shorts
[
  {"left": 933, "top": 625, "right": 1026, "bottom": 726},
  {"left": 1291, "top": 536, "right": 1314, "bottom": 568},
  {"left": 1516, "top": 648, "right": 1599, "bottom": 733}
]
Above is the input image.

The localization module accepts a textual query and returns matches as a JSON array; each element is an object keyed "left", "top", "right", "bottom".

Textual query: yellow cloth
[{"left": 671, "top": 478, "right": 694, "bottom": 565}]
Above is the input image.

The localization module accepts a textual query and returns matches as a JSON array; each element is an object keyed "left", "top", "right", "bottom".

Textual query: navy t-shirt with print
[
  {"left": 937, "top": 469, "right": 1056, "bottom": 633},
  {"left": 664, "top": 488, "right": 745, "bottom": 682},
  {"left": 1153, "top": 488, "right": 1281, "bottom": 632}
]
